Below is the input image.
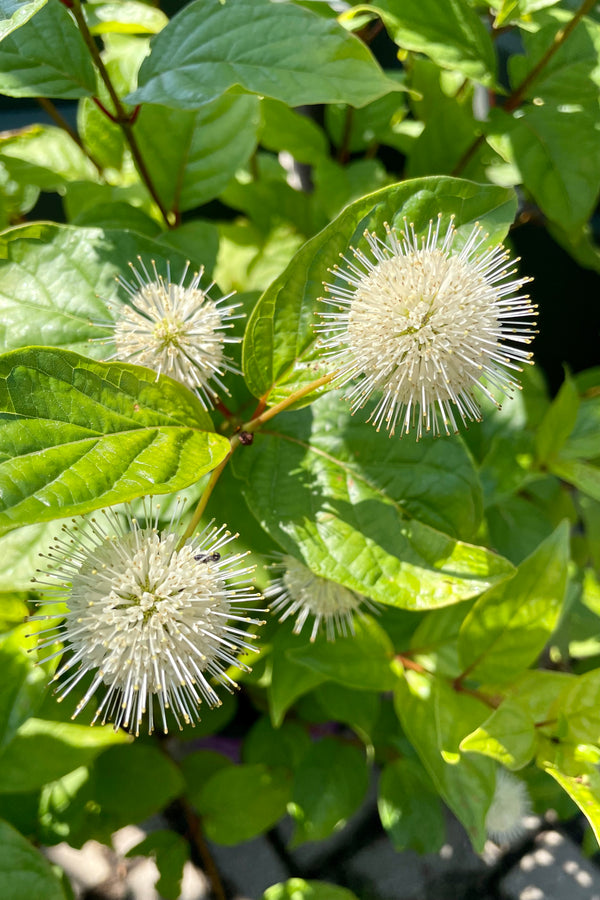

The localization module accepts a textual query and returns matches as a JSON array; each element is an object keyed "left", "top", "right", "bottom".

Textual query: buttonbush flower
[
  {"left": 318, "top": 217, "right": 536, "bottom": 438},
  {"left": 265, "top": 555, "right": 376, "bottom": 642},
  {"left": 31, "top": 502, "right": 263, "bottom": 735},
  {"left": 107, "top": 259, "right": 242, "bottom": 407},
  {"left": 485, "top": 769, "right": 532, "bottom": 844}
]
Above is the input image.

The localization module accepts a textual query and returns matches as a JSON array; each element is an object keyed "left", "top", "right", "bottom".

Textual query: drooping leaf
[
  {"left": 0, "top": 0, "right": 97, "bottom": 98},
  {"left": 242, "top": 176, "right": 517, "bottom": 405},
  {"left": 0, "top": 347, "right": 230, "bottom": 534},
  {"left": 128, "top": 0, "right": 400, "bottom": 110}
]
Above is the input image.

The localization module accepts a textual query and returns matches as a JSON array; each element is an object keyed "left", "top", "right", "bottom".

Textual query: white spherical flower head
[
  {"left": 318, "top": 216, "right": 537, "bottom": 438},
  {"left": 31, "top": 503, "right": 263, "bottom": 735},
  {"left": 485, "top": 769, "right": 532, "bottom": 844},
  {"left": 265, "top": 555, "right": 377, "bottom": 642},
  {"left": 109, "top": 259, "right": 242, "bottom": 407}
]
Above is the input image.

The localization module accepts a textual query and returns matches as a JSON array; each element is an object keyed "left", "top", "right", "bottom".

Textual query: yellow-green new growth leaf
[
  {"left": 0, "top": 347, "right": 230, "bottom": 534},
  {"left": 457, "top": 521, "right": 570, "bottom": 684}
]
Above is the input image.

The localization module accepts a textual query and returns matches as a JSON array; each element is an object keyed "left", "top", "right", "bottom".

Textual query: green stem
[
  {"left": 242, "top": 372, "right": 335, "bottom": 432},
  {"left": 36, "top": 97, "right": 103, "bottom": 173},
  {"left": 70, "top": 0, "right": 172, "bottom": 227},
  {"left": 452, "top": 0, "right": 595, "bottom": 176}
]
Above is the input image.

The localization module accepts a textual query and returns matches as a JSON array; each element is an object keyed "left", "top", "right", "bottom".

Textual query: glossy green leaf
[
  {"left": 543, "top": 746, "right": 600, "bottom": 845},
  {"left": 0, "top": 626, "right": 47, "bottom": 751},
  {"left": 550, "top": 669, "right": 600, "bottom": 746},
  {"left": 126, "top": 831, "right": 187, "bottom": 900},
  {"left": 233, "top": 405, "right": 513, "bottom": 612},
  {"left": 129, "top": 0, "right": 399, "bottom": 110},
  {"left": 260, "top": 98, "right": 329, "bottom": 165},
  {"left": 288, "top": 617, "right": 396, "bottom": 691},
  {"left": 460, "top": 672, "right": 573, "bottom": 769},
  {"left": 156, "top": 221, "right": 220, "bottom": 277},
  {"left": 0, "top": 0, "right": 97, "bottom": 98},
  {"left": 195, "top": 764, "right": 291, "bottom": 845},
  {"left": 0, "top": 718, "right": 129, "bottom": 793},
  {"left": 0, "top": 347, "right": 230, "bottom": 534},
  {"left": 0, "top": 0, "right": 48, "bottom": 41},
  {"left": 242, "top": 176, "right": 517, "bottom": 404},
  {"left": 0, "top": 223, "right": 208, "bottom": 357},
  {"left": 263, "top": 881, "right": 359, "bottom": 900},
  {"left": 350, "top": 0, "right": 496, "bottom": 85},
  {"left": 560, "top": 390, "right": 600, "bottom": 460},
  {"left": 457, "top": 521, "right": 570, "bottom": 683},
  {"left": 378, "top": 757, "right": 445, "bottom": 853},
  {"left": 395, "top": 671, "right": 495, "bottom": 850},
  {"left": 134, "top": 94, "right": 261, "bottom": 213},
  {"left": 486, "top": 105, "right": 600, "bottom": 229},
  {"left": 291, "top": 739, "right": 368, "bottom": 844},
  {"left": 0, "top": 817, "right": 67, "bottom": 900}
]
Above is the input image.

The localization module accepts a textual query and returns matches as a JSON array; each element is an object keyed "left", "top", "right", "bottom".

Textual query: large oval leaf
[
  {"left": 0, "top": 817, "right": 67, "bottom": 900},
  {"left": 0, "top": 347, "right": 230, "bottom": 534},
  {"left": 0, "top": 223, "right": 216, "bottom": 357},
  {"left": 242, "top": 176, "right": 517, "bottom": 405},
  {"left": 232, "top": 404, "right": 513, "bottom": 611},
  {"left": 128, "top": 0, "right": 399, "bottom": 110}
]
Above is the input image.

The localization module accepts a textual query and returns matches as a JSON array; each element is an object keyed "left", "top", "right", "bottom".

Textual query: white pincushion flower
[
  {"left": 265, "top": 555, "right": 376, "bottom": 642},
  {"left": 31, "top": 502, "right": 263, "bottom": 735},
  {"left": 107, "top": 259, "right": 242, "bottom": 407},
  {"left": 318, "top": 216, "right": 537, "bottom": 439},
  {"left": 485, "top": 769, "right": 532, "bottom": 844}
]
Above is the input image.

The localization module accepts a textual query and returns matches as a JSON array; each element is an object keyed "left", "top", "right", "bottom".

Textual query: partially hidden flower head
[
  {"left": 31, "top": 500, "right": 263, "bottom": 735},
  {"left": 318, "top": 216, "right": 537, "bottom": 439},
  {"left": 265, "top": 555, "right": 377, "bottom": 642},
  {"left": 485, "top": 769, "right": 532, "bottom": 844},
  {"left": 107, "top": 258, "right": 242, "bottom": 407}
]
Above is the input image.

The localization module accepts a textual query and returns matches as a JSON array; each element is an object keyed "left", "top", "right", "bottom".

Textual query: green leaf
[
  {"left": 243, "top": 718, "right": 311, "bottom": 770},
  {"left": 126, "top": 830, "right": 187, "bottom": 900},
  {"left": 290, "top": 739, "right": 368, "bottom": 844},
  {"left": 181, "top": 750, "right": 233, "bottom": 809},
  {"left": 0, "top": 125, "right": 99, "bottom": 191},
  {"left": 242, "top": 176, "right": 517, "bottom": 404},
  {"left": 550, "top": 669, "right": 600, "bottom": 746},
  {"left": 315, "top": 683, "right": 381, "bottom": 745},
  {"left": 288, "top": 617, "right": 396, "bottom": 691},
  {"left": 560, "top": 390, "right": 600, "bottom": 460},
  {"left": 268, "top": 624, "right": 328, "bottom": 728},
  {"left": 535, "top": 375, "right": 579, "bottom": 464},
  {"left": 542, "top": 746, "right": 600, "bottom": 845},
  {"left": 128, "top": 0, "right": 399, "bottom": 110},
  {"left": 232, "top": 405, "right": 513, "bottom": 612},
  {"left": 195, "top": 764, "right": 291, "bottom": 845},
  {"left": 92, "top": 744, "right": 183, "bottom": 828},
  {"left": 394, "top": 671, "right": 495, "bottom": 850},
  {"left": 0, "top": 347, "right": 230, "bottom": 534},
  {"left": 378, "top": 758, "right": 445, "bottom": 853},
  {"left": 263, "top": 881, "right": 360, "bottom": 900},
  {"left": 550, "top": 459, "right": 600, "bottom": 502},
  {"left": 0, "top": 718, "right": 129, "bottom": 793},
  {"left": 460, "top": 671, "right": 573, "bottom": 769},
  {"left": 260, "top": 98, "right": 329, "bottom": 165},
  {"left": 86, "top": 0, "right": 168, "bottom": 36},
  {"left": 0, "top": 626, "right": 47, "bottom": 751},
  {"left": 486, "top": 105, "right": 600, "bottom": 229},
  {"left": 0, "top": 520, "right": 65, "bottom": 591},
  {"left": 0, "top": 223, "right": 216, "bottom": 357},
  {"left": 134, "top": 94, "right": 260, "bottom": 213},
  {"left": 0, "top": 0, "right": 48, "bottom": 42},
  {"left": 351, "top": 0, "right": 497, "bottom": 85},
  {"left": 0, "top": 817, "right": 67, "bottom": 899},
  {"left": 457, "top": 521, "right": 570, "bottom": 683},
  {"left": 155, "top": 221, "right": 220, "bottom": 278},
  {"left": 0, "top": 0, "right": 97, "bottom": 98}
]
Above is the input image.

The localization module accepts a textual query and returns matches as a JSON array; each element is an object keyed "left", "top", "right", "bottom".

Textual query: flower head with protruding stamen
[
  {"left": 485, "top": 769, "right": 532, "bottom": 844},
  {"left": 106, "top": 258, "right": 242, "bottom": 407},
  {"left": 265, "top": 555, "right": 377, "bottom": 642},
  {"left": 317, "top": 216, "right": 537, "bottom": 439},
  {"left": 31, "top": 501, "right": 263, "bottom": 736}
]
